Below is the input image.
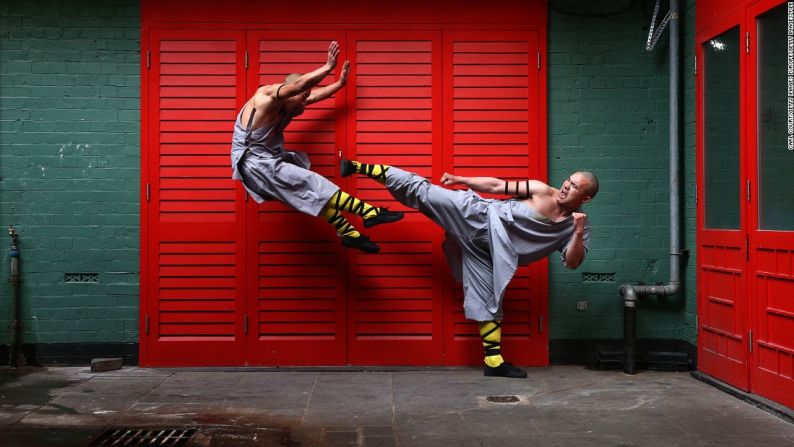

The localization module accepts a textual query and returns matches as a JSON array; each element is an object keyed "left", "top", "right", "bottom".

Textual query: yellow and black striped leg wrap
[
  {"left": 320, "top": 200, "right": 360, "bottom": 238},
  {"left": 326, "top": 189, "right": 380, "bottom": 220},
  {"left": 478, "top": 321, "right": 505, "bottom": 368},
  {"left": 352, "top": 161, "right": 390, "bottom": 185}
]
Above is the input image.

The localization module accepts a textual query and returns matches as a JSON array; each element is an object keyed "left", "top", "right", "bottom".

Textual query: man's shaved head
[{"left": 577, "top": 171, "right": 599, "bottom": 197}]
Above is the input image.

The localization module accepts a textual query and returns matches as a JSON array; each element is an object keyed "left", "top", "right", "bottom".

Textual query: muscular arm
[
  {"left": 440, "top": 173, "right": 549, "bottom": 197},
  {"left": 562, "top": 212, "right": 588, "bottom": 269},
  {"left": 306, "top": 60, "right": 350, "bottom": 105},
  {"left": 266, "top": 41, "right": 342, "bottom": 101}
]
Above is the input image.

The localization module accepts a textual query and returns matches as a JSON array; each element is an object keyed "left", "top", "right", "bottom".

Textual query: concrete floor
[{"left": 0, "top": 365, "right": 792, "bottom": 446}]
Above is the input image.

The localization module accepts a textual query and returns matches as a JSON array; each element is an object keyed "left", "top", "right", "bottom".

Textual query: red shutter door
[
  {"left": 245, "top": 33, "right": 348, "bottom": 365},
  {"left": 442, "top": 31, "right": 548, "bottom": 366},
  {"left": 143, "top": 30, "right": 247, "bottom": 366},
  {"left": 346, "top": 32, "right": 445, "bottom": 364}
]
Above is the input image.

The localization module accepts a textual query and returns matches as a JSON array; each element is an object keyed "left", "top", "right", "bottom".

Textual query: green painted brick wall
[
  {"left": 0, "top": 0, "right": 140, "bottom": 344},
  {"left": 547, "top": 1, "right": 697, "bottom": 344},
  {"left": 0, "top": 0, "right": 697, "bottom": 349}
]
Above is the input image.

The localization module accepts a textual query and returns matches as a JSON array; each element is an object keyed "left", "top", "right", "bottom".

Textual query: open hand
[
  {"left": 339, "top": 60, "right": 351, "bottom": 86},
  {"left": 326, "top": 41, "right": 340, "bottom": 70}
]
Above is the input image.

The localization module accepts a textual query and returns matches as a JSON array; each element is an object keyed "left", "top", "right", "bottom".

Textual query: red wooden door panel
[
  {"left": 345, "top": 32, "right": 445, "bottom": 365},
  {"left": 696, "top": 13, "right": 750, "bottom": 390},
  {"left": 750, "top": 235, "right": 794, "bottom": 408},
  {"left": 244, "top": 33, "right": 348, "bottom": 365},
  {"left": 747, "top": 0, "right": 794, "bottom": 408},
  {"left": 442, "top": 31, "right": 547, "bottom": 366},
  {"left": 143, "top": 30, "right": 247, "bottom": 366}
]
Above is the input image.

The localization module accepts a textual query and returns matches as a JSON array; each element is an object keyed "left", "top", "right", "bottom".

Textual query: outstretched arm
[
  {"left": 440, "top": 173, "right": 549, "bottom": 197},
  {"left": 267, "top": 41, "right": 341, "bottom": 100},
  {"left": 306, "top": 60, "right": 350, "bottom": 105},
  {"left": 562, "top": 212, "right": 588, "bottom": 269}
]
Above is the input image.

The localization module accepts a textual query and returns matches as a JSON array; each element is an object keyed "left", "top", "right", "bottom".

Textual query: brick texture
[
  {"left": 547, "top": 0, "right": 697, "bottom": 343},
  {"left": 0, "top": 0, "right": 140, "bottom": 344}
]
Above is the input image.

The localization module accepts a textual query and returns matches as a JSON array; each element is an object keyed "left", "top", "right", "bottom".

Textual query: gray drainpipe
[{"left": 620, "top": 0, "right": 682, "bottom": 374}]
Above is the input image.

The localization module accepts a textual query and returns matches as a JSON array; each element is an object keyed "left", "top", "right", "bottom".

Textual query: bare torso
[
  {"left": 518, "top": 186, "right": 569, "bottom": 223},
  {"left": 239, "top": 87, "right": 280, "bottom": 130}
]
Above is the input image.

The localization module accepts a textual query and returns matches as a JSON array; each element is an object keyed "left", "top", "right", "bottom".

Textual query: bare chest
[{"left": 520, "top": 194, "right": 565, "bottom": 222}]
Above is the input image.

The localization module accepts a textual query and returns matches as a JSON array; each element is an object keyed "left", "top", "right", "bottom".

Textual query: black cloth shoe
[
  {"left": 363, "top": 208, "right": 404, "bottom": 228},
  {"left": 484, "top": 362, "right": 527, "bottom": 378},
  {"left": 341, "top": 234, "right": 380, "bottom": 253},
  {"left": 340, "top": 159, "right": 356, "bottom": 178}
]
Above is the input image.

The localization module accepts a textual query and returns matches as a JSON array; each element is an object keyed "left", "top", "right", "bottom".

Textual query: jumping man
[{"left": 231, "top": 41, "right": 403, "bottom": 253}]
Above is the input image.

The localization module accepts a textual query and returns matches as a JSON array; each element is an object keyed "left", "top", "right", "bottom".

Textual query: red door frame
[
  {"left": 696, "top": 8, "right": 750, "bottom": 391},
  {"left": 697, "top": 0, "right": 794, "bottom": 408},
  {"left": 746, "top": 0, "right": 794, "bottom": 409}
]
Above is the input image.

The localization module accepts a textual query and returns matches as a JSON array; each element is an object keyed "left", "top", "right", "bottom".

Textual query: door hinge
[
  {"left": 538, "top": 315, "right": 543, "bottom": 334},
  {"left": 245, "top": 51, "right": 248, "bottom": 70},
  {"left": 746, "top": 235, "right": 750, "bottom": 262},
  {"left": 746, "top": 180, "right": 751, "bottom": 202},
  {"left": 146, "top": 50, "right": 150, "bottom": 69},
  {"left": 748, "top": 330, "right": 753, "bottom": 352},
  {"left": 694, "top": 55, "right": 697, "bottom": 76},
  {"left": 244, "top": 314, "right": 249, "bottom": 335},
  {"left": 146, "top": 182, "right": 150, "bottom": 202},
  {"left": 695, "top": 184, "right": 698, "bottom": 205},
  {"left": 145, "top": 315, "right": 149, "bottom": 335},
  {"left": 746, "top": 32, "right": 750, "bottom": 54},
  {"left": 537, "top": 51, "right": 541, "bottom": 71}
]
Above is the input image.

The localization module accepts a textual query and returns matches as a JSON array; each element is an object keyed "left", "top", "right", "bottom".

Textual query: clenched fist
[
  {"left": 440, "top": 172, "right": 459, "bottom": 186},
  {"left": 572, "top": 212, "right": 587, "bottom": 232}
]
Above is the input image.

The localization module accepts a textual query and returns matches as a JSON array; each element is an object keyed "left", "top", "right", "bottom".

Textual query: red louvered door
[
  {"left": 245, "top": 32, "right": 348, "bottom": 365},
  {"left": 143, "top": 28, "right": 547, "bottom": 367},
  {"left": 143, "top": 30, "right": 247, "bottom": 366},
  {"left": 346, "top": 32, "right": 445, "bottom": 364},
  {"left": 442, "top": 31, "right": 547, "bottom": 365}
]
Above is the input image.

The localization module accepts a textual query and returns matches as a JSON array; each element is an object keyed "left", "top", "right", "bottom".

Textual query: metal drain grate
[
  {"left": 90, "top": 427, "right": 197, "bottom": 446},
  {"left": 486, "top": 395, "right": 520, "bottom": 403}
]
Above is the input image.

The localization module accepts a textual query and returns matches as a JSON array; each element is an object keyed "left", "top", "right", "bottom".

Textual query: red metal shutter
[
  {"left": 442, "top": 32, "right": 548, "bottom": 366},
  {"left": 143, "top": 30, "right": 247, "bottom": 366},
  {"left": 346, "top": 32, "right": 445, "bottom": 365},
  {"left": 244, "top": 33, "right": 348, "bottom": 365}
]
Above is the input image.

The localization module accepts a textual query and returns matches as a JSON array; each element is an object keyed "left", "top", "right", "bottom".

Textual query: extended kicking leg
[{"left": 337, "top": 161, "right": 403, "bottom": 228}]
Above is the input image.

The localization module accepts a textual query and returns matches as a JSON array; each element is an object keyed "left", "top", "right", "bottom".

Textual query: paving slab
[{"left": 0, "top": 366, "right": 791, "bottom": 446}]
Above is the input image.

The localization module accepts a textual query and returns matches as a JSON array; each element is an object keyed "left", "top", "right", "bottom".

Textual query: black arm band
[
  {"left": 276, "top": 84, "right": 286, "bottom": 99},
  {"left": 504, "top": 181, "right": 509, "bottom": 195}
]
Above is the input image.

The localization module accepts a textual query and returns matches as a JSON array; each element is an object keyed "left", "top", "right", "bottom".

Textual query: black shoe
[
  {"left": 484, "top": 362, "right": 527, "bottom": 378},
  {"left": 363, "top": 208, "right": 404, "bottom": 228},
  {"left": 341, "top": 234, "right": 380, "bottom": 253},
  {"left": 340, "top": 159, "right": 356, "bottom": 177}
]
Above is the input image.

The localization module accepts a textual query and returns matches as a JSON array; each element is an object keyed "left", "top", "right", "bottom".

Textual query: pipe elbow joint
[{"left": 619, "top": 284, "right": 637, "bottom": 305}]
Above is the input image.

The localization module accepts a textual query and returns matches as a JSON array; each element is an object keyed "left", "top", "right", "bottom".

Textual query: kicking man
[
  {"left": 231, "top": 41, "right": 403, "bottom": 253},
  {"left": 340, "top": 159, "right": 597, "bottom": 377}
]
